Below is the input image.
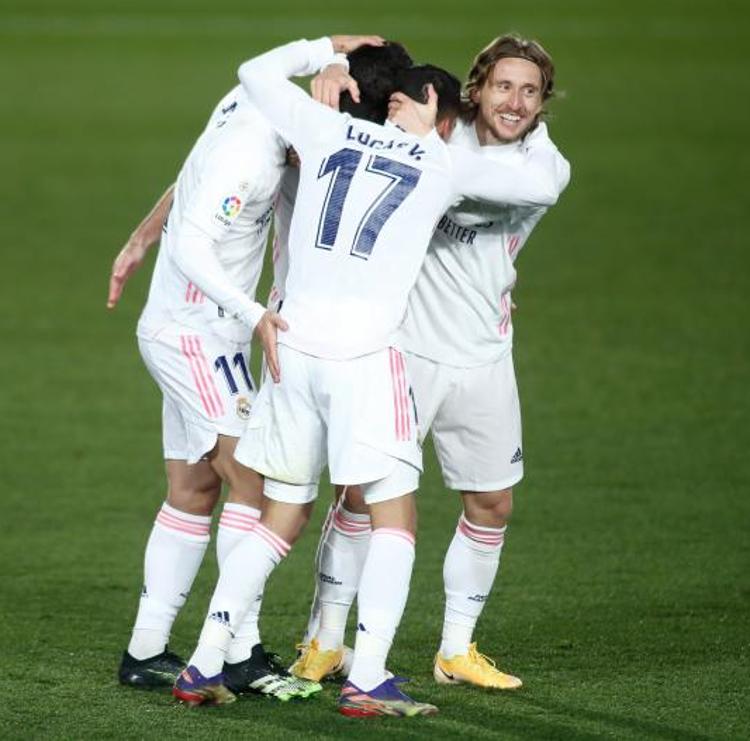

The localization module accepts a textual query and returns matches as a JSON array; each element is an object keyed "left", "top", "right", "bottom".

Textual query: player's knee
[
  {"left": 224, "top": 460, "right": 264, "bottom": 507},
  {"left": 341, "top": 484, "right": 368, "bottom": 514},
  {"left": 167, "top": 480, "right": 221, "bottom": 516},
  {"left": 463, "top": 488, "right": 513, "bottom": 528}
]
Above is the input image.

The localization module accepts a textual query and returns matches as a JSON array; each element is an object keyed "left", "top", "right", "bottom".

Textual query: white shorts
[
  {"left": 138, "top": 325, "right": 256, "bottom": 463},
  {"left": 235, "top": 345, "right": 421, "bottom": 504},
  {"left": 406, "top": 351, "right": 523, "bottom": 492}
]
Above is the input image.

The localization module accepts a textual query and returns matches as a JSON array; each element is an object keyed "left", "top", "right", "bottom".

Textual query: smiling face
[{"left": 472, "top": 57, "right": 544, "bottom": 145}]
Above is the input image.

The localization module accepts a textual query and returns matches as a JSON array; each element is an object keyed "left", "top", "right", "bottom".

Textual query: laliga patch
[
  {"left": 222, "top": 195, "right": 242, "bottom": 218},
  {"left": 236, "top": 396, "right": 252, "bottom": 420}
]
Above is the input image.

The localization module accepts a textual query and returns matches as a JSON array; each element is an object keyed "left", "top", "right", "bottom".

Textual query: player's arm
[
  {"left": 237, "top": 36, "right": 381, "bottom": 152},
  {"left": 107, "top": 183, "right": 174, "bottom": 309},
  {"left": 310, "top": 59, "right": 358, "bottom": 110},
  {"left": 173, "top": 227, "right": 288, "bottom": 380},
  {"left": 390, "top": 90, "right": 569, "bottom": 207},
  {"left": 450, "top": 140, "right": 570, "bottom": 208}
]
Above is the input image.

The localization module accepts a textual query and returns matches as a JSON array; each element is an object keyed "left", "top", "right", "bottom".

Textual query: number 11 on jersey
[{"left": 315, "top": 148, "right": 421, "bottom": 260}]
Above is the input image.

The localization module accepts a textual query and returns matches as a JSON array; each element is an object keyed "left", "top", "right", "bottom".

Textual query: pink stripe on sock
[
  {"left": 332, "top": 509, "right": 371, "bottom": 535},
  {"left": 219, "top": 511, "right": 259, "bottom": 532},
  {"left": 373, "top": 527, "right": 415, "bottom": 547},
  {"left": 254, "top": 523, "right": 290, "bottom": 558},
  {"left": 180, "top": 334, "right": 217, "bottom": 417},
  {"left": 458, "top": 516, "right": 505, "bottom": 547},
  {"left": 156, "top": 509, "right": 210, "bottom": 537}
]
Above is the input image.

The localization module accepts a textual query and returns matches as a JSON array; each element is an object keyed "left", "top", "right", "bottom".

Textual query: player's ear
[{"left": 436, "top": 116, "right": 456, "bottom": 142}]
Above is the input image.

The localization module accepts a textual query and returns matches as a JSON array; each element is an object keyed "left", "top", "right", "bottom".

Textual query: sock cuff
[
  {"left": 457, "top": 514, "right": 506, "bottom": 549},
  {"left": 332, "top": 503, "right": 372, "bottom": 536},
  {"left": 372, "top": 527, "right": 415, "bottom": 549},
  {"left": 155, "top": 502, "right": 211, "bottom": 541},
  {"left": 253, "top": 523, "right": 291, "bottom": 559},
  {"left": 219, "top": 503, "right": 261, "bottom": 533}
]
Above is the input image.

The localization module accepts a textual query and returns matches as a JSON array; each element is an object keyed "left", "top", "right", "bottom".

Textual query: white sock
[
  {"left": 348, "top": 528, "right": 415, "bottom": 691},
  {"left": 189, "top": 523, "right": 290, "bottom": 678},
  {"left": 316, "top": 503, "right": 371, "bottom": 650},
  {"left": 440, "top": 514, "right": 506, "bottom": 658},
  {"left": 128, "top": 502, "right": 210, "bottom": 660},
  {"left": 216, "top": 503, "right": 263, "bottom": 663},
  {"left": 302, "top": 503, "right": 335, "bottom": 643}
]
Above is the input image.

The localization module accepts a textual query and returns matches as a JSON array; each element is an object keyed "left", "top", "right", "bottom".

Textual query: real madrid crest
[{"left": 236, "top": 396, "right": 252, "bottom": 420}]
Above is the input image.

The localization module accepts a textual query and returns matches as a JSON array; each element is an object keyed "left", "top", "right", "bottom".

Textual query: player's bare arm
[{"left": 107, "top": 183, "right": 174, "bottom": 309}]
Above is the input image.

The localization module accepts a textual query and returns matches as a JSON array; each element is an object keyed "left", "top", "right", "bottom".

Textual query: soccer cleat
[
  {"left": 223, "top": 644, "right": 322, "bottom": 701},
  {"left": 289, "top": 639, "right": 345, "bottom": 682},
  {"left": 172, "top": 665, "right": 236, "bottom": 706},
  {"left": 434, "top": 643, "right": 522, "bottom": 690},
  {"left": 118, "top": 648, "right": 186, "bottom": 689},
  {"left": 339, "top": 676, "right": 438, "bottom": 717}
]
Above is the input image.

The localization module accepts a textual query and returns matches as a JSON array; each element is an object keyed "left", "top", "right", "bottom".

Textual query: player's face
[{"left": 473, "top": 57, "right": 544, "bottom": 144}]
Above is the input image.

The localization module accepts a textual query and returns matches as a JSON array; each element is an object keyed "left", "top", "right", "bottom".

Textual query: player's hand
[
  {"left": 254, "top": 311, "right": 289, "bottom": 383},
  {"left": 330, "top": 35, "right": 384, "bottom": 54},
  {"left": 107, "top": 237, "right": 149, "bottom": 309},
  {"left": 388, "top": 84, "right": 438, "bottom": 137},
  {"left": 285, "top": 147, "right": 300, "bottom": 168},
  {"left": 311, "top": 64, "right": 359, "bottom": 110}
]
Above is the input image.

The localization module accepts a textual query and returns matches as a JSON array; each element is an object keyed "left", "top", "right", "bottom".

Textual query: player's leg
[
  {"left": 430, "top": 355, "right": 523, "bottom": 689},
  {"left": 121, "top": 330, "right": 251, "bottom": 688},
  {"left": 331, "top": 348, "right": 435, "bottom": 717},
  {"left": 174, "top": 490, "right": 317, "bottom": 705},
  {"left": 119, "top": 391, "right": 222, "bottom": 688},
  {"left": 305, "top": 350, "right": 445, "bottom": 676},
  {"left": 340, "top": 470, "right": 436, "bottom": 717},
  {"left": 174, "top": 346, "right": 326, "bottom": 704},
  {"left": 208, "top": 434, "right": 265, "bottom": 664},
  {"left": 292, "top": 484, "right": 370, "bottom": 681}
]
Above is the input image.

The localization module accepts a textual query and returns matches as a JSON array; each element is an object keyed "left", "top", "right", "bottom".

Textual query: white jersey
[
  {"left": 398, "top": 119, "right": 570, "bottom": 367},
  {"left": 138, "top": 85, "right": 287, "bottom": 344},
  {"left": 239, "top": 38, "right": 567, "bottom": 360},
  {"left": 267, "top": 165, "right": 299, "bottom": 309}
]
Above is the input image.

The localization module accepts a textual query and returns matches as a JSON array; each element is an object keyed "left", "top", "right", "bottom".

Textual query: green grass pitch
[{"left": 1, "top": 0, "right": 748, "bottom": 738}]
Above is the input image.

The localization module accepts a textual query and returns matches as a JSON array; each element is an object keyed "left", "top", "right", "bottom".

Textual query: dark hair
[
  {"left": 462, "top": 34, "right": 555, "bottom": 124},
  {"left": 340, "top": 41, "right": 413, "bottom": 123},
  {"left": 396, "top": 64, "right": 462, "bottom": 124}
]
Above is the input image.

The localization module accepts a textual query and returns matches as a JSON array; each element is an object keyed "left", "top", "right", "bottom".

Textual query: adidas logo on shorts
[
  {"left": 510, "top": 447, "right": 523, "bottom": 464},
  {"left": 209, "top": 610, "right": 231, "bottom": 627}
]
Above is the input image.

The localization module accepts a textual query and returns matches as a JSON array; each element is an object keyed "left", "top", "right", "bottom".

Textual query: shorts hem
[{"left": 444, "top": 470, "right": 523, "bottom": 493}]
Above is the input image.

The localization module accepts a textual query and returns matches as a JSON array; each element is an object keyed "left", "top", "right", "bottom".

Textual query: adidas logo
[
  {"left": 209, "top": 610, "right": 231, "bottom": 626},
  {"left": 510, "top": 447, "right": 523, "bottom": 464}
]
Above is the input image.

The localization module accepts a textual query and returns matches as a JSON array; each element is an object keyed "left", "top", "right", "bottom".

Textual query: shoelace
[{"left": 467, "top": 644, "right": 498, "bottom": 671}]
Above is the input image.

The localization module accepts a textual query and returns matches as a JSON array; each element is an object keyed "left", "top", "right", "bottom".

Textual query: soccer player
[
  {"left": 293, "top": 35, "right": 571, "bottom": 692},
  {"left": 111, "top": 37, "right": 412, "bottom": 701},
  {"left": 112, "top": 78, "right": 320, "bottom": 700},
  {"left": 173, "top": 36, "right": 566, "bottom": 717}
]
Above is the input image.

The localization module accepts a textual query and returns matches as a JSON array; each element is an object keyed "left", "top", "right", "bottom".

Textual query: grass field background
[{"left": 1, "top": 0, "right": 748, "bottom": 738}]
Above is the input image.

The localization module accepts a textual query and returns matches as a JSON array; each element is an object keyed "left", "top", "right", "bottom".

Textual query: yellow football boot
[
  {"left": 434, "top": 643, "right": 522, "bottom": 690},
  {"left": 289, "top": 639, "right": 345, "bottom": 682}
]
